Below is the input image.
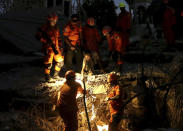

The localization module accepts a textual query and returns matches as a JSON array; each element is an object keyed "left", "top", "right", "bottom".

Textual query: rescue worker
[
  {"left": 63, "top": 14, "right": 83, "bottom": 72},
  {"left": 162, "top": 0, "right": 176, "bottom": 45},
  {"left": 36, "top": 13, "right": 64, "bottom": 82},
  {"left": 82, "top": 17, "right": 103, "bottom": 70},
  {"left": 107, "top": 73, "right": 123, "bottom": 131},
  {"left": 57, "top": 70, "right": 84, "bottom": 131},
  {"left": 102, "top": 26, "right": 125, "bottom": 72},
  {"left": 116, "top": 2, "right": 131, "bottom": 49}
]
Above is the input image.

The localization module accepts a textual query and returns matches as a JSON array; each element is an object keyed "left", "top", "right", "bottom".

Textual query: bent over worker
[
  {"left": 103, "top": 26, "right": 125, "bottom": 72},
  {"left": 107, "top": 73, "right": 124, "bottom": 131},
  {"left": 57, "top": 70, "right": 84, "bottom": 131},
  {"left": 36, "top": 13, "right": 64, "bottom": 82}
]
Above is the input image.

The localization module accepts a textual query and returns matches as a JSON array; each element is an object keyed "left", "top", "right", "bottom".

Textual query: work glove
[{"left": 107, "top": 97, "right": 112, "bottom": 101}]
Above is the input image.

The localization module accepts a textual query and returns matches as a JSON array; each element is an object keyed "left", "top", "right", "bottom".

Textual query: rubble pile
[
  {"left": 0, "top": 63, "right": 183, "bottom": 130},
  {"left": 23, "top": 68, "right": 183, "bottom": 131}
]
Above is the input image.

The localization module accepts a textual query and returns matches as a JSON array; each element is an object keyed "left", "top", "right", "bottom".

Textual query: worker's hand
[
  {"left": 81, "top": 75, "right": 87, "bottom": 82},
  {"left": 106, "top": 97, "right": 111, "bottom": 101},
  {"left": 86, "top": 90, "right": 89, "bottom": 95}
]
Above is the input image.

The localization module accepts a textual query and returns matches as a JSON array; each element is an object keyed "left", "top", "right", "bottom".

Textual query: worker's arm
[
  {"left": 108, "top": 95, "right": 120, "bottom": 100},
  {"left": 77, "top": 85, "right": 84, "bottom": 94},
  {"left": 77, "top": 85, "right": 89, "bottom": 95},
  {"left": 108, "top": 86, "right": 121, "bottom": 100}
]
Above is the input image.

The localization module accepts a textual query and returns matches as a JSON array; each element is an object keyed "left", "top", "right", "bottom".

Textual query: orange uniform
[
  {"left": 58, "top": 81, "right": 84, "bottom": 131},
  {"left": 106, "top": 31, "right": 125, "bottom": 65},
  {"left": 106, "top": 32, "right": 125, "bottom": 54},
  {"left": 116, "top": 11, "right": 131, "bottom": 47},
  {"left": 162, "top": 6, "right": 176, "bottom": 45},
  {"left": 113, "top": 32, "right": 125, "bottom": 55},
  {"left": 108, "top": 85, "right": 123, "bottom": 122},
  {"left": 36, "top": 23, "right": 64, "bottom": 75},
  {"left": 63, "top": 21, "right": 82, "bottom": 46},
  {"left": 83, "top": 25, "right": 101, "bottom": 52}
]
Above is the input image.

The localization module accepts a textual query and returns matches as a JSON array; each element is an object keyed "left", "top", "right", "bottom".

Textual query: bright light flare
[
  {"left": 96, "top": 121, "right": 109, "bottom": 131},
  {"left": 97, "top": 125, "right": 109, "bottom": 131}
]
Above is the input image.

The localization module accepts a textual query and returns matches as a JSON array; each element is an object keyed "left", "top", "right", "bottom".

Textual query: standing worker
[
  {"left": 102, "top": 26, "right": 125, "bottom": 72},
  {"left": 116, "top": 2, "right": 131, "bottom": 49},
  {"left": 82, "top": 17, "right": 103, "bottom": 70},
  {"left": 35, "top": 13, "right": 64, "bottom": 82},
  {"left": 107, "top": 73, "right": 124, "bottom": 131},
  {"left": 63, "top": 14, "right": 83, "bottom": 72},
  {"left": 57, "top": 70, "right": 84, "bottom": 131},
  {"left": 162, "top": 0, "right": 176, "bottom": 45}
]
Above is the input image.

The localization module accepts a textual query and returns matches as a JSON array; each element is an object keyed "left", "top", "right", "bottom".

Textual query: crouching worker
[
  {"left": 107, "top": 73, "right": 124, "bottom": 131},
  {"left": 81, "top": 52, "right": 94, "bottom": 79},
  {"left": 57, "top": 70, "right": 84, "bottom": 131},
  {"left": 102, "top": 26, "right": 125, "bottom": 72},
  {"left": 35, "top": 13, "right": 64, "bottom": 82}
]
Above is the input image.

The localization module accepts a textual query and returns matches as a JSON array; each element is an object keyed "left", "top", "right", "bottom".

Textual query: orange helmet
[
  {"left": 47, "top": 13, "right": 58, "bottom": 21},
  {"left": 108, "top": 73, "right": 118, "bottom": 84},
  {"left": 87, "top": 17, "right": 95, "bottom": 26},
  {"left": 65, "top": 70, "right": 76, "bottom": 80},
  {"left": 102, "top": 26, "right": 112, "bottom": 36}
]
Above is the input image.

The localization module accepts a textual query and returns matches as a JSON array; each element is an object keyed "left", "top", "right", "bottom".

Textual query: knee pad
[
  {"left": 55, "top": 61, "right": 64, "bottom": 68},
  {"left": 44, "top": 63, "right": 52, "bottom": 70}
]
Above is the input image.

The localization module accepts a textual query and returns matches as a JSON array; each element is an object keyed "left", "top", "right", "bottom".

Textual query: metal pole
[{"left": 83, "top": 79, "right": 92, "bottom": 131}]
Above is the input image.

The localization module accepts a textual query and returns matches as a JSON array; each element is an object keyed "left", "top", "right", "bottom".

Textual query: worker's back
[{"left": 59, "top": 81, "right": 81, "bottom": 112}]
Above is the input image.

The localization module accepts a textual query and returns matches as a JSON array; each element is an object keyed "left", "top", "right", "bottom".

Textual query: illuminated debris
[{"left": 96, "top": 120, "right": 109, "bottom": 131}]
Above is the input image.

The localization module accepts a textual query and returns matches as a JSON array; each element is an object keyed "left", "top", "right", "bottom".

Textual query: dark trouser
[
  {"left": 65, "top": 48, "right": 83, "bottom": 73},
  {"left": 109, "top": 113, "right": 121, "bottom": 131},
  {"left": 163, "top": 27, "right": 175, "bottom": 45},
  {"left": 112, "top": 51, "right": 123, "bottom": 72},
  {"left": 59, "top": 110, "right": 78, "bottom": 131}
]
